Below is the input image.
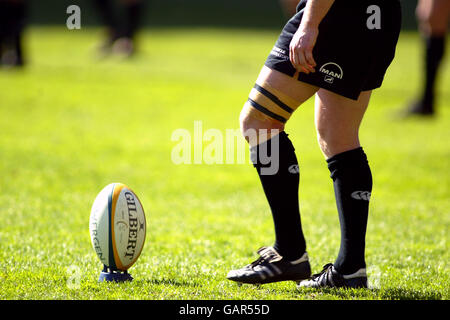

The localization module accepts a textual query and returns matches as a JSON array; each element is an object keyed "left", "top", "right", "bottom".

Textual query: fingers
[
  {"left": 289, "top": 45, "right": 298, "bottom": 70},
  {"left": 289, "top": 27, "right": 319, "bottom": 74},
  {"left": 290, "top": 46, "right": 316, "bottom": 74},
  {"left": 305, "top": 49, "right": 317, "bottom": 70},
  {"left": 299, "top": 49, "right": 316, "bottom": 73}
]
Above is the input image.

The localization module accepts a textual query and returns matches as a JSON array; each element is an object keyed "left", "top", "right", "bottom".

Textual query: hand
[{"left": 289, "top": 25, "right": 318, "bottom": 74}]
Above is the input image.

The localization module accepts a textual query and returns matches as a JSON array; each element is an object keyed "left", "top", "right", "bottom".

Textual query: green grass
[{"left": 0, "top": 27, "right": 449, "bottom": 300}]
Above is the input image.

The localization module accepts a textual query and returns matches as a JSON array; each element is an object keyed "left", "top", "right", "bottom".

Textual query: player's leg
[
  {"left": 406, "top": 0, "right": 449, "bottom": 115},
  {"left": 0, "top": 0, "right": 27, "bottom": 67},
  {"left": 0, "top": 1, "right": 7, "bottom": 65},
  {"left": 314, "top": 90, "right": 371, "bottom": 159},
  {"left": 240, "top": 65, "right": 318, "bottom": 144},
  {"left": 227, "top": 66, "right": 318, "bottom": 285},
  {"left": 299, "top": 89, "right": 372, "bottom": 289},
  {"left": 112, "top": 0, "right": 145, "bottom": 56},
  {"left": 14, "top": 0, "right": 27, "bottom": 66},
  {"left": 93, "top": 0, "right": 120, "bottom": 54},
  {"left": 417, "top": 0, "right": 450, "bottom": 36},
  {"left": 121, "top": 0, "right": 144, "bottom": 40}
]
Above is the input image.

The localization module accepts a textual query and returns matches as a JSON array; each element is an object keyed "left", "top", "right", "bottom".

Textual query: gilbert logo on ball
[{"left": 89, "top": 183, "right": 146, "bottom": 281}]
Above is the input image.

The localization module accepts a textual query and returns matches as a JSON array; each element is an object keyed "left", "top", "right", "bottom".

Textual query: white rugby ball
[{"left": 89, "top": 183, "right": 146, "bottom": 271}]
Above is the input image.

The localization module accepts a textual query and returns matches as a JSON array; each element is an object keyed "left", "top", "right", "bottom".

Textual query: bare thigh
[
  {"left": 315, "top": 89, "right": 372, "bottom": 159},
  {"left": 255, "top": 66, "right": 319, "bottom": 103},
  {"left": 417, "top": 0, "right": 450, "bottom": 35},
  {"left": 240, "top": 66, "right": 319, "bottom": 145}
]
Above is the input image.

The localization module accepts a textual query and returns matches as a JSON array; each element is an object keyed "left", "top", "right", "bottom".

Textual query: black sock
[
  {"left": 124, "top": 1, "right": 144, "bottom": 39},
  {"left": 93, "top": 0, "right": 119, "bottom": 40},
  {"left": 327, "top": 147, "right": 372, "bottom": 275},
  {"left": 0, "top": 2, "right": 7, "bottom": 63},
  {"left": 421, "top": 35, "right": 446, "bottom": 109},
  {"left": 0, "top": 1, "right": 26, "bottom": 66},
  {"left": 250, "top": 131, "right": 306, "bottom": 261},
  {"left": 12, "top": 1, "right": 26, "bottom": 65}
]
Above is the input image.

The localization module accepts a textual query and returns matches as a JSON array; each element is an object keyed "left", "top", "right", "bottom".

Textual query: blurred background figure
[
  {"left": 403, "top": 0, "right": 450, "bottom": 116},
  {"left": 279, "top": 0, "right": 300, "bottom": 18},
  {"left": 93, "top": 0, "right": 145, "bottom": 58},
  {"left": 0, "top": 0, "right": 27, "bottom": 67}
]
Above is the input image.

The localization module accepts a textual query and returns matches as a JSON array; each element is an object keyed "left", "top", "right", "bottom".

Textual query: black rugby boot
[
  {"left": 227, "top": 246, "right": 310, "bottom": 285},
  {"left": 298, "top": 263, "right": 368, "bottom": 289}
]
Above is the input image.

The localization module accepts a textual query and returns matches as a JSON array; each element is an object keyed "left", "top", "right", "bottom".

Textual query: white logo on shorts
[
  {"left": 270, "top": 46, "right": 289, "bottom": 61},
  {"left": 351, "top": 191, "right": 371, "bottom": 201},
  {"left": 319, "top": 62, "right": 343, "bottom": 84}
]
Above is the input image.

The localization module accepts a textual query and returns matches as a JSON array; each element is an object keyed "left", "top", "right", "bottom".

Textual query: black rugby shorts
[{"left": 265, "top": 0, "right": 402, "bottom": 100}]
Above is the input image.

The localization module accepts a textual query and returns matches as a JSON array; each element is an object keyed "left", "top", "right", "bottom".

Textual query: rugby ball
[{"left": 89, "top": 183, "right": 146, "bottom": 271}]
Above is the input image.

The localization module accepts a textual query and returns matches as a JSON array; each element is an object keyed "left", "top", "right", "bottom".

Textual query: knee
[
  {"left": 239, "top": 103, "right": 285, "bottom": 146},
  {"left": 316, "top": 125, "right": 336, "bottom": 151},
  {"left": 315, "top": 120, "right": 337, "bottom": 144},
  {"left": 239, "top": 107, "right": 252, "bottom": 134},
  {"left": 240, "top": 103, "right": 284, "bottom": 136},
  {"left": 316, "top": 125, "right": 360, "bottom": 158}
]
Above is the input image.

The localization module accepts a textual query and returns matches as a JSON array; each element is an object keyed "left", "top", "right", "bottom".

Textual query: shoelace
[
  {"left": 249, "top": 247, "right": 278, "bottom": 268},
  {"left": 249, "top": 256, "right": 265, "bottom": 268},
  {"left": 311, "top": 263, "right": 334, "bottom": 280}
]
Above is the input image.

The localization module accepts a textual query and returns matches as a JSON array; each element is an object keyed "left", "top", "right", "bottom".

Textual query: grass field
[{"left": 0, "top": 26, "right": 449, "bottom": 300}]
